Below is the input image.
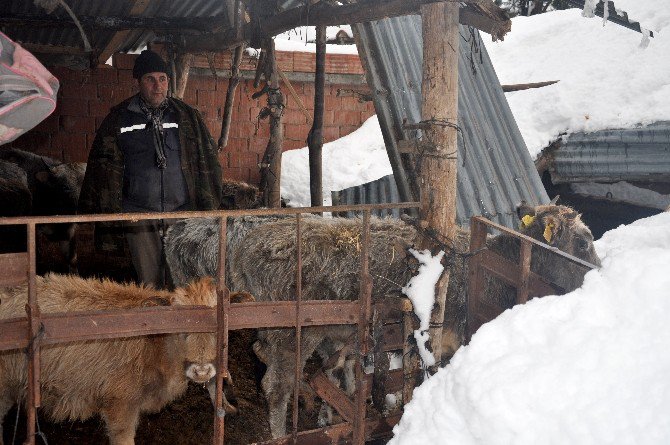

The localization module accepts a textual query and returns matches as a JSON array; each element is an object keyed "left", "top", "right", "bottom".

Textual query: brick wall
[{"left": 9, "top": 48, "right": 375, "bottom": 185}]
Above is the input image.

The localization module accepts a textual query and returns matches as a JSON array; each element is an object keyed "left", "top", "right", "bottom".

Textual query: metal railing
[{"left": 0, "top": 202, "right": 420, "bottom": 445}]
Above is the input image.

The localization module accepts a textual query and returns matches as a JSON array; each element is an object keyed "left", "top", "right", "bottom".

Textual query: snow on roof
[
  {"left": 273, "top": 25, "right": 357, "bottom": 54},
  {"left": 484, "top": 2, "right": 670, "bottom": 158},
  {"left": 390, "top": 210, "right": 670, "bottom": 445}
]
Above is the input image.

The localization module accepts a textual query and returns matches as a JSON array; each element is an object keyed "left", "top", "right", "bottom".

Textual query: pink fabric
[{"left": 8, "top": 42, "right": 57, "bottom": 96}]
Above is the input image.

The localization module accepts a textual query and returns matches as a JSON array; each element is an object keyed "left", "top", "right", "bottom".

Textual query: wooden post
[
  {"left": 419, "top": 1, "right": 460, "bottom": 371},
  {"left": 218, "top": 44, "right": 245, "bottom": 150},
  {"left": 259, "top": 40, "right": 285, "bottom": 208},
  {"left": 307, "top": 25, "right": 326, "bottom": 208},
  {"left": 174, "top": 51, "right": 193, "bottom": 100}
]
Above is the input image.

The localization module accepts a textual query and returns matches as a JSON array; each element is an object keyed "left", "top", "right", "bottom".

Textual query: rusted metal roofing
[
  {"left": 548, "top": 121, "right": 670, "bottom": 184},
  {"left": 350, "top": 17, "right": 549, "bottom": 229}
]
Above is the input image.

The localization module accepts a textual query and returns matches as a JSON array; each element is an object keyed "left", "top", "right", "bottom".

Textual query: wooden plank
[
  {"left": 0, "top": 252, "right": 28, "bottom": 286},
  {"left": 0, "top": 301, "right": 360, "bottom": 352},
  {"left": 97, "top": 0, "right": 151, "bottom": 67},
  {"left": 310, "top": 372, "right": 357, "bottom": 423},
  {"left": 517, "top": 239, "right": 532, "bottom": 304}
]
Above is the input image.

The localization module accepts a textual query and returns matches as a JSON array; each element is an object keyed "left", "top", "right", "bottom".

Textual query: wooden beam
[
  {"left": 182, "top": 0, "right": 509, "bottom": 53},
  {"left": 502, "top": 80, "right": 559, "bottom": 92},
  {"left": 419, "top": 1, "right": 460, "bottom": 373},
  {"left": 97, "top": 0, "right": 151, "bottom": 68}
]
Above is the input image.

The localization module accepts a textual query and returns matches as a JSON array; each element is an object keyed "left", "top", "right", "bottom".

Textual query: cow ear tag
[
  {"left": 543, "top": 222, "right": 555, "bottom": 243},
  {"left": 521, "top": 215, "right": 535, "bottom": 228}
]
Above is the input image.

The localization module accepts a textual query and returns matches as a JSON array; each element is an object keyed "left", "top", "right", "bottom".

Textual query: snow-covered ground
[
  {"left": 390, "top": 211, "right": 670, "bottom": 444},
  {"left": 484, "top": 0, "right": 670, "bottom": 157},
  {"left": 280, "top": 115, "right": 392, "bottom": 207}
]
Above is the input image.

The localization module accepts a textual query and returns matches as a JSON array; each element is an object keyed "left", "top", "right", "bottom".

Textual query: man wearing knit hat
[{"left": 79, "top": 49, "right": 222, "bottom": 288}]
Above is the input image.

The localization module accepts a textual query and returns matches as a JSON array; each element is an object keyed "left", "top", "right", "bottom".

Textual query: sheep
[
  {"left": 0, "top": 274, "right": 230, "bottom": 445},
  {"left": 163, "top": 203, "right": 600, "bottom": 438}
]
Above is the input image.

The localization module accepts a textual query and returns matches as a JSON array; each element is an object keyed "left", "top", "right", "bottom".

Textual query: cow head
[
  {"left": 173, "top": 277, "right": 218, "bottom": 383},
  {"left": 517, "top": 201, "right": 601, "bottom": 292}
]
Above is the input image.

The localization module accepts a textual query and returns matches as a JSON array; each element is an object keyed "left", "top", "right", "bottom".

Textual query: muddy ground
[{"left": 3, "top": 329, "right": 328, "bottom": 444}]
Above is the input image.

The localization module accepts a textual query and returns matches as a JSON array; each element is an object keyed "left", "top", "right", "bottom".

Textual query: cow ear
[
  {"left": 516, "top": 201, "right": 535, "bottom": 221},
  {"left": 141, "top": 296, "right": 173, "bottom": 307},
  {"left": 541, "top": 215, "right": 561, "bottom": 245},
  {"left": 229, "top": 291, "right": 255, "bottom": 304}
]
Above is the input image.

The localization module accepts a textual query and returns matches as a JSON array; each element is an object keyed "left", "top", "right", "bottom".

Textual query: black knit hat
[{"left": 133, "top": 50, "right": 169, "bottom": 79}]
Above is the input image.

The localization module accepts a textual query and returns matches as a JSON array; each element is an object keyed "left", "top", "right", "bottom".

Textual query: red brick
[
  {"left": 224, "top": 137, "right": 249, "bottom": 152},
  {"left": 89, "top": 100, "right": 112, "bottom": 118},
  {"left": 61, "top": 82, "right": 98, "bottom": 99},
  {"left": 87, "top": 67, "right": 118, "bottom": 84},
  {"left": 248, "top": 167, "right": 261, "bottom": 186},
  {"left": 189, "top": 76, "right": 216, "bottom": 91},
  {"left": 113, "top": 53, "right": 137, "bottom": 70},
  {"left": 285, "top": 124, "right": 310, "bottom": 141},
  {"left": 341, "top": 96, "right": 367, "bottom": 111},
  {"left": 58, "top": 98, "right": 89, "bottom": 116},
  {"left": 229, "top": 151, "right": 258, "bottom": 169},
  {"left": 249, "top": 137, "right": 269, "bottom": 152},
  {"left": 283, "top": 108, "right": 308, "bottom": 125},
  {"left": 293, "top": 52, "right": 315, "bottom": 73},
  {"left": 283, "top": 140, "right": 304, "bottom": 151},
  {"left": 182, "top": 88, "right": 198, "bottom": 105},
  {"left": 222, "top": 167, "right": 249, "bottom": 182},
  {"left": 117, "top": 69, "right": 136, "bottom": 85},
  {"left": 323, "top": 126, "right": 339, "bottom": 141},
  {"left": 275, "top": 51, "right": 294, "bottom": 72},
  {"left": 205, "top": 118, "right": 222, "bottom": 140},
  {"left": 33, "top": 114, "right": 60, "bottom": 133},
  {"left": 334, "top": 110, "right": 361, "bottom": 126},
  {"left": 248, "top": 107, "right": 263, "bottom": 121},
  {"left": 67, "top": 143, "right": 92, "bottom": 163},
  {"left": 98, "top": 84, "right": 134, "bottom": 103},
  {"left": 51, "top": 67, "right": 82, "bottom": 83},
  {"left": 361, "top": 110, "right": 375, "bottom": 122},
  {"left": 61, "top": 116, "right": 96, "bottom": 134},
  {"left": 339, "top": 125, "right": 359, "bottom": 138},
  {"left": 51, "top": 132, "right": 87, "bottom": 155},
  {"left": 325, "top": 55, "right": 364, "bottom": 74},
  {"left": 323, "top": 110, "right": 336, "bottom": 125},
  {"left": 324, "top": 95, "right": 342, "bottom": 111},
  {"left": 11, "top": 132, "right": 51, "bottom": 152}
]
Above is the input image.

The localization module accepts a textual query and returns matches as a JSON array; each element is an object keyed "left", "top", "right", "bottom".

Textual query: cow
[
  {"left": 163, "top": 203, "right": 601, "bottom": 438},
  {"left": 0, "top": 148, "right": 85, "bottom": 272},
  {"left": 0, "top": 274, "right": 232, "bottom": 445}
]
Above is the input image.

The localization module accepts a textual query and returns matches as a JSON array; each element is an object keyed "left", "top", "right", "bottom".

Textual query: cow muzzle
[{"left": 185, "top": 362, "right": 216, "bottom": 383}]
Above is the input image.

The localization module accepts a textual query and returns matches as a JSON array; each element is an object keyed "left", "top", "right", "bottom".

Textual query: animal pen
[{"left": 0, "top": 203, "right": 598, "bottom": 444}]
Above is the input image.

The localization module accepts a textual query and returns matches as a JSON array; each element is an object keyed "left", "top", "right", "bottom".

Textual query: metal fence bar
[
  {"left": 353, "top": 210, "right": 372, "bottom": 444},
  {"left": 291, "top": 213, "right": 303, "bottom": 444},
  {"left": 213, "top": 216, "right": 230, "bottom": 444},
  {"left": 25, "top": 222, "right": 40, "bottom": 445}
]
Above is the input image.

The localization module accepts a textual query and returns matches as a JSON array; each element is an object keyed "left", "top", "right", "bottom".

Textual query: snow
[
  {"left": 280, "top": 115, "right": 392, "bottom": 208},
  {"left": 389, "top": 211, "right": 670, "bottom": 444},
  {"left": 401, "top": 249, "right": 446, "bottom": 368},
  {"left": 273, "top": 25, "right": 358, "bottom": 54},
  {"left": 483, "top": 2, "right": 670, "bottom": 158}
]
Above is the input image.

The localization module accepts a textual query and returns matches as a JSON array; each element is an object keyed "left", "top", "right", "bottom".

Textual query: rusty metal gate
[
  {"left": 465, "top": 216, "right": 599, "bottom": 339},
  {"left": 0, "top": 203, "right": 421, "bottom": 445}
]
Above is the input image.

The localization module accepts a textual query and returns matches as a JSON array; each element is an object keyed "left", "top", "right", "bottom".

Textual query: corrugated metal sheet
[
  {"left": 550, "top": 121, "right": 670, "bottom": 183},
  {"left": 351, "top": 17, "right": 548, "bottom": 229},
  {"left": 332, "top": 175, "right": 402, "bottom": 219},
  {"left": 0, "top": 0, "right": 230, "bottom": 55}
]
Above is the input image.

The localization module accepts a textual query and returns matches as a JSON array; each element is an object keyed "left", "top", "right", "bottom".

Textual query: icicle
[
  {"left": 640, "top": 28, "right": 651, "bottom": 49},
  {"left": 602, "top": 0, "right": 609, "bottom": 26},
  {"left": 582, "top": 0, "right": 597, "bottom": 18}
]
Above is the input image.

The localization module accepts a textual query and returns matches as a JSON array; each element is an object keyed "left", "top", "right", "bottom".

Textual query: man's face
[{"left": 138, "top": 72, "right": 169, "bottom": 107}]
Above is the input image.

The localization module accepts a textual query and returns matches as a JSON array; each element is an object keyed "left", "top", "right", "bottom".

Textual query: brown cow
[{"left": 0, "top": 274, "right": 224, "bottom": 445}]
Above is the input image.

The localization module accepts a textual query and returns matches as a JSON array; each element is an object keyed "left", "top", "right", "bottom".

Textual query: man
[{"left": 79, "top": 49, "right": 222, "bottom": 287}]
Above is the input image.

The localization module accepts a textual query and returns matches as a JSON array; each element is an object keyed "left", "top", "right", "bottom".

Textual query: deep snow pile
[
  {"left": 483, "top": 1, "right": 670, "bottom": 157},
  {"left": 389, "top": 211, "right": 670, "bottom": 444},
  {"left": 280, "top": 115, "right": 392, "bottom": 207}
]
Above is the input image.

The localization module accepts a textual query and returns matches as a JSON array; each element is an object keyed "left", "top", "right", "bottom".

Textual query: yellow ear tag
[
  {"left": 543, "top": 223, "right": 555, "bottom": 243},
  {"left": 521, "top": 215, "right": 535, "bottom": 227}
]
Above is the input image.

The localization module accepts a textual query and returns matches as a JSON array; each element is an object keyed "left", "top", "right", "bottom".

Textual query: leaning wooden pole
[
  {"left": 307, "top": 25, "right": 326, "bottom": 208},
  {"left": 420, "top": 1, "right": 460, "bottom": 371},
  {"left": 259, "top": 40, "right": 285, "bottom": 208},
  {"left": 218, "top": 44, "right": 245, "bottom": 150}
]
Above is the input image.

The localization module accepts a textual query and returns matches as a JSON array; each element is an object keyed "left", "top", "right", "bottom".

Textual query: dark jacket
[{"left": 78, "top": 95, "right": 222, "bottom": 253}]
